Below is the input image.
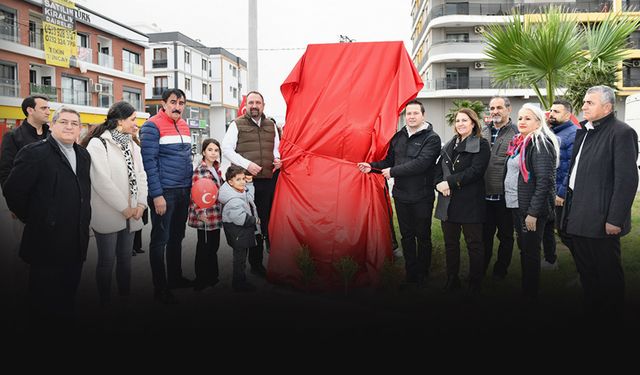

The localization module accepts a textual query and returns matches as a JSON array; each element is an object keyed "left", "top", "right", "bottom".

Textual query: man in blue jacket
[
  {"left": 541, "top": 99, "right": 577, "bottom": 270},
  {"left": 141, "top": 89, "right": 193, "bottom": 304}
]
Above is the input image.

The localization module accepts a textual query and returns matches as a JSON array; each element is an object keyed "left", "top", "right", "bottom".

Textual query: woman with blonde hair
[{"left": 503, "top": 103, "right": 559, "bottom": 300}]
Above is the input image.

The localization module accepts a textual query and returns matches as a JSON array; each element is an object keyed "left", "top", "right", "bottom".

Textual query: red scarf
[{"left": 506, "top": 134, "right": 532, "bottom": 182}]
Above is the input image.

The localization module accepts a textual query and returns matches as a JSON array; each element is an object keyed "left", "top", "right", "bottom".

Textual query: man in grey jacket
[{"left": 481, "top": 96, "right": 518, "bottom": 279}]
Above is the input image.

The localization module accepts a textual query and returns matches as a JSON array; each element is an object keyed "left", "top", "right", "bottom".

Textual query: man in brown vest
[{"left": 221, "top": 91, "right": 281, "bottom": 277}]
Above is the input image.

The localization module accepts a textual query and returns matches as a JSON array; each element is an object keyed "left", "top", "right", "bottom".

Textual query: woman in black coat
[
  {"left": 503, "top": 103, "right": 558, "bottom": 300},
  {"left": 435, "top": 108, "right": 490, "bottom": 293}
]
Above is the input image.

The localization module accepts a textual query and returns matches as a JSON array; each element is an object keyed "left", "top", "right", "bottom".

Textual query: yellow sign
[
  {"left": 43, "top": 22, "right": 77, "bottom": 68},
  {"left": 42, "top": 0, "right": 78, "bottom": 68}
]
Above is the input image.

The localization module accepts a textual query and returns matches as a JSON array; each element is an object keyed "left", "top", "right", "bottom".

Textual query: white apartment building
[
  {"left": 145, "top": 32, "right": 247, "bottom": 150},
  {"left": 410, "top": 0, "right": 640, "bottom": 139}
]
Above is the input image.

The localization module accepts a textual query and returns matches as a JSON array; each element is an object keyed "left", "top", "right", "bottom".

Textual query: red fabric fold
[{"left": 268, "top": 41, "right": 423, "bottom": 290}]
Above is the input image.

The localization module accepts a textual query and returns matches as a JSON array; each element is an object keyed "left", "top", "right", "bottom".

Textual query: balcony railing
[
  {"left": 77, "top": 47, "right": 93, "bottom": 63},
  {"left": 0, "top": 78, "right": 20, "bottom": 97},
  {"left": 425, "top": 77, "right": 546, "bottom": 90},
  {"left": 624, "top": 78, "right": 640, "bottom": 87},
  {"left": 123, "top": 60, "right": 144, "bottom": 76},
  {"left": 61, "top": 88, "right": 90, "bottom": 106},
  {"left": 629, "top": 35, "right": 640, "bottom": 49},
  {"left": 153, "top": 87, "right": 168, "bottom": 97},
  {"left": 29, "top": 29, "right": 43, "bottom": 50},
  {"left": 30, "top": 83, "right": 57, "bottom": 99},
  {"left": 153, "top": 59, "right": 167, "bottom": 68},
  {"left": 98, "top": 52, "right": 114, "bottom": 69},
  {"left": 0, "top": 20, "right": 19, "bottom": 42}
]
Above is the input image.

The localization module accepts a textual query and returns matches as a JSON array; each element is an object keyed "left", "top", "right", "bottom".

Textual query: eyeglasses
[{"left": 56, "top": 120, "right": 81, "bottom": 128}]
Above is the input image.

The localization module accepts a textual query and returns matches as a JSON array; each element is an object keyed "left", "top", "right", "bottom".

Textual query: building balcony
[
  {"left": 77, "top": 47, "right": 93, "bottom": 64},
  {"left": 30, "top": 83, "right": 57, "bottom": 99},
  {"left": 152, "top": 59, "right": 168, "bottom": 68},
  {"left": 153, "top": 87, "right": 168, "bottom": 97},
  {"left": 424, "top": 77, "right": 543, "bottom": 91},
  {"left": 624, "top": 78, "right": 640, "bottom": 87},
  {"left": 29, "top": 30, "right": 43, "bottom": 50},
  {"left": 630, "top": 35, "right": 640, "bottom": 50},
  {"left": 0, "top": 78, "right": 20, "bottom": 97},
  {"left": 123, "top": 60, "right": 144, "bottom": 76},
  {"left": 98, "top": 52, "right": 114, "bottom": 69},
  {"left": 61, "top": 88, "right": 90, "bottom": 106},
  {"left": 0, "top": 21, "right": 18, "bottom": 43},
  {"left": 429, "top": 40, "right": 485, "bottom": 60}
]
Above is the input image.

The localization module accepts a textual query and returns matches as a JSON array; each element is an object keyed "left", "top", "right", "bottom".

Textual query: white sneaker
[
  {"left": 541, "top": 259, "right": 559, "bottom": 270},
  {"left": 393, "top": 248, "right": 403, "bottom": 260}
]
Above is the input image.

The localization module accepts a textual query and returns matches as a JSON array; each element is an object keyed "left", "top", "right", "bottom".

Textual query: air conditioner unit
[
  {"left": 632, "top": 60, "right": 640, "bottom": 68},
  {"left": 474, "top": 25, "right": 485, "bottom": 34},
  {"left": 474, "top": 61, "right": 486, "bottom": 69},
  {"left": 93, "top": 83, "right": 103, "bottom": 93}
]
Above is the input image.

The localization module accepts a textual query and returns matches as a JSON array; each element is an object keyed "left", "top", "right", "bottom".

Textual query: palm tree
[
  {"left": 445, "top": 99, "right": 486, "bottom": 126},
  {"left": 483, "top": 5, "right": 640, "bottom": 111}
]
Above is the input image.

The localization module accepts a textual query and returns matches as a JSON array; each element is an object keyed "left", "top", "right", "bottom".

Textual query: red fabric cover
[{"left": 267, "top": 41, "right": 423, "bottom": 290}]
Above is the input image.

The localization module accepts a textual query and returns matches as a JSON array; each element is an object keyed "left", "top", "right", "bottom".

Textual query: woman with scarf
[
  {"left": 81, "top": 101, "right": 148, "bottom": 307},
  {"left": 503, "top": 103, "right": 559, "bottom": 300},
  {"left": 435, "top": 108, "right": 490, "bottom": 294}
]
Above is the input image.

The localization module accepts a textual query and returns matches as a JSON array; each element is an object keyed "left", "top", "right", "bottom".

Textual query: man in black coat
[
  {"left": 3, "top": 106, "right": 91, "bottom": 330},
  {"left": 563, "top": 85, "right": 638, "bottom": 316},
  {"left": 358, "top": 100, "right": 441, "bottom": 286}
]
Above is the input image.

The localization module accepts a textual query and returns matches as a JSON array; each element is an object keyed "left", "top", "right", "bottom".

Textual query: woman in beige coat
[{"left": 81, "top": 101, "right": 148, "bottom": 306}]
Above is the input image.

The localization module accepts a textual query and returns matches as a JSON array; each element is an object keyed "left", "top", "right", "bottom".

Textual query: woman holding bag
[
  {"left": 435, "top": 108, "right": 490, "bottom": 294},
  {"left": 81, "top": 101, "right": 148, "bottom": 307}
]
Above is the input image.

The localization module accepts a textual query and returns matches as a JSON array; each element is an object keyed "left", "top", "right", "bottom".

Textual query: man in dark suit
[
  {"left": 3, "top": 106, "right": 91, "bottom": 330},
  {"left": 564, "top": 85, "right": 638, "bottom": 316}
]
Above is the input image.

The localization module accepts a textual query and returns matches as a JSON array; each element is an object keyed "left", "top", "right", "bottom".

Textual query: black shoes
[
  {"left": 154, "top": 289, "right": 178, "bottom": 304},
  {"left": 134, "top": 248, "right": 145, "bottom": 254},
  {"left": 168, "top": 277, "right": 194, "bottom": 289},
  {"left": 250, "top": 265, "right": 267, "bottom": 278}
]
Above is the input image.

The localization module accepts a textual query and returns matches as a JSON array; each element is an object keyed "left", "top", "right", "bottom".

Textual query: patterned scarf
[
  {"left": 506, "top": 133, "right": 532, "bottom": 183},
  {"left": 110, "top": 129, "right": 138, "bottom": 197}
]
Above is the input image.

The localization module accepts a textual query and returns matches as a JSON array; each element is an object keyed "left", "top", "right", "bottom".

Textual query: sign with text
[{"left": 43, "top": 0, "right": 79, "bottom": 68}]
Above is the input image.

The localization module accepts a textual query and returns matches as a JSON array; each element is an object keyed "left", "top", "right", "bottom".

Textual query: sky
[{"left": 79, "top": 0, "right": 414, "bottom": 122}]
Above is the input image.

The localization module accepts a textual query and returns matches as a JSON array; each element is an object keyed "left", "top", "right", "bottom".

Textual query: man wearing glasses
[{"left": 3, "top": 106, "right": 91, "bottom": 331}]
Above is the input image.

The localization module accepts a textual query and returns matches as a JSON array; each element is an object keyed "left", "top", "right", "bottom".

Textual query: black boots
[{"left": 444, "top": 275, "right": 462, "bottom": 291}]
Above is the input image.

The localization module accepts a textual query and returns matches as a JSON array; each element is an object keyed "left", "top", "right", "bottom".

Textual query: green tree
[
  {"left": 483, "top": 5, "right": 640, "bottom": 111},
  {"left": 446, "top": 99, "right": 486, "bottom": 126}
]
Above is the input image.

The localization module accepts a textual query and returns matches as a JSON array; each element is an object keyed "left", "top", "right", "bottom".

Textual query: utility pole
[{"left": 248, "top": 0, "right": 258, "bottom": 91}]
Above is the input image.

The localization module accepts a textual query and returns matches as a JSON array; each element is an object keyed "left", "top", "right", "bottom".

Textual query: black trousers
[
  {"left": 441, "top": 221, "right": 484, "bottom": 286},
  {"left": 395, "top": 199, "right": 433, "bottom": 281},
  {"left": 249, "top": 177, "right": 276, "bottom": 268},
  {"left": 483, "top": 198, "right": 514, "bottom": 276},
  {"left": 541, "top": 205, "right": 575, "bottom": 263},
  {"left": 512, "top": 211, "right": 547, "bottom": 299},
  {"left": 571, "top": 235, "right": 624, "bottom": 315},
  {"left": 28, "top": 261, "right": 83, "bottom": 330},
  {"left": 194, "top": 229, "right": 221, "bottom": 286}
]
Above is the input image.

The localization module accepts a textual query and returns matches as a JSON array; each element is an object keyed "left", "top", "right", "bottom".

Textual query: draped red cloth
[{"left": 267, "top": 41, "right": 423, "bottom": 290}]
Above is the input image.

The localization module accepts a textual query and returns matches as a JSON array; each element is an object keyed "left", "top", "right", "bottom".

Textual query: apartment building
[
  {"left": 145, "top": 32, "right": 247, "bottom": 151},
  {"left": 0, "top": 0, "right": 149, "bottom": 142},
  {"left": 410, "top": 0, "right": 640, "bottom": 139}
]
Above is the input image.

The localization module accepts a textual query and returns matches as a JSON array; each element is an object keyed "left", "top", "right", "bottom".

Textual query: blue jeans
[
  {"left": 94, "top": 226, "right": 135, "bottom": 304},
  {"left": 148, "top": 187, "right": 190, "bottom": 290}
]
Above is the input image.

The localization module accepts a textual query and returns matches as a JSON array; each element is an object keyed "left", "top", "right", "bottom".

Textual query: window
[
  {"left": 202, "top": 83, "right": 207, "bottom": 95},
  {"left": 232, "top": 66, "right": 237, "bottom": 77},
  {"left": 122, "top": 49, "right": 141, "bottom": 74},
  {"left": 153, "top": 48, "right": 168, "bottom": 68},
  {"left": 446, "top": 33, "right": 469, "bottom": 42},
  {"left": 0, "top": 61, "right": 18, "bottom": 97},
  {"left": 233, "top": 87, "right": 237, "bottom": 98},
  {"left": 153, "top": 76, "right": 168, "bottom": 96},
  {"left": 123, "top": 87, "right": 142, "bottom": 111},
  {"left": 29, "top": 18, "right": 43, "bottom": 49},
  {"left": 61, "top": 75, "right": 89, "bottom": 105},
  {"left": 623, "top": 60, "right": 640, "bottom": 87},
  {"left": 76, "top": 33, "right": 89, "bottom": 48},
  {"left": 202, "top": 59, "right": 207, "bottom": 71},
  {"left": 445, "top": 67, "right": 469, "bottom": 89},
  {"left": 0, "top": 7, "right": 17, "bottom": 42},
  {"left": 98, "top": 78, "right": 113, "bottom": 108},
  {"left": 184, "top": 51, "right": 190, "bottom": 64},
  {"left": 185, "top": 77, "right": 191, "bottom": 91}
]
